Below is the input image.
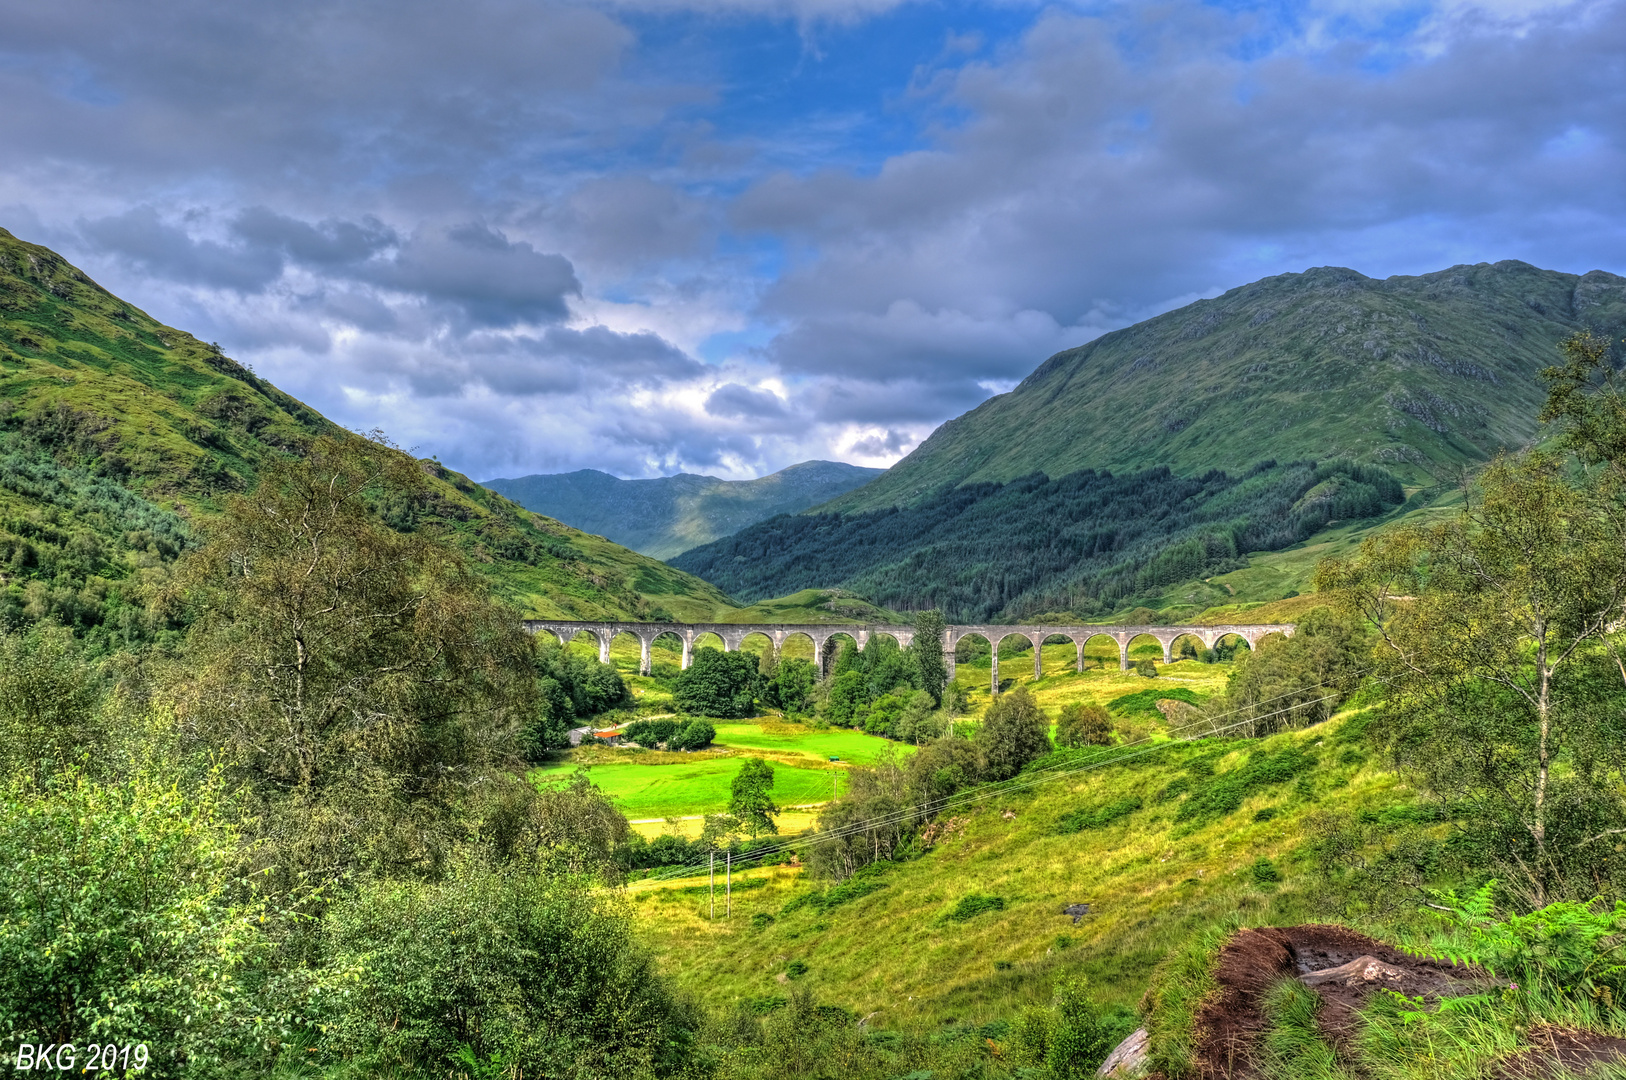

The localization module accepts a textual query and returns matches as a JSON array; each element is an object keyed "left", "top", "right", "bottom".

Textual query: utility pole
[
  {"left": 726, "top": 851, "right": 732, "bottom": 918},
  {"left": 709, "top": 851, "right": 715, "bottom": 920}
]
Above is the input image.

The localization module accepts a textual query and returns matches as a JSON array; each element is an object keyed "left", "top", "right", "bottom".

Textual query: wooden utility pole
[
  {"left": 726, "top": 851, "right": 732, "bottom": 918},
  {"left": 709, "top": 852, "right": 715, "bottom": 920}
]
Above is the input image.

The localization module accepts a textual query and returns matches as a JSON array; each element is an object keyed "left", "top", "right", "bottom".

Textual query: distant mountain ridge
[
  {"left": 676, "top": 259, "right": 1626, "bottom": 621},
  {"left": 828, "top": 260, "right": 1626, "bottom": 513},
  {"left": 484, "top": 460, "right": 883, "bottom": 560}
]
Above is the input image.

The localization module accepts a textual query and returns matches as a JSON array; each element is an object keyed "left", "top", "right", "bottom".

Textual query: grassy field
[{"left": 626, "top": 707, "right": 1412, "bottom": 1031}]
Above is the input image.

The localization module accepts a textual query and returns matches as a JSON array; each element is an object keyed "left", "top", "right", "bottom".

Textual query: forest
[{"left": 671, "top": 458, "right": 1405, "bottom": 621}]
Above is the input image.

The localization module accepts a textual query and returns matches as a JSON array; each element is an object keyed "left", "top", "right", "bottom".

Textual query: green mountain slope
[
  {"left": 830, "top": 261, "right": 1626, "bottom": 513},
  {"left": 0, "top": 226, "right": 737, "bottom": 639},
  {"left": 485, "top": 460, "right": 882, "bottom": 560}
]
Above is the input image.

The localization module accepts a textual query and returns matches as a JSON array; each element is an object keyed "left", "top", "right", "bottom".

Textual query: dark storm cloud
[
  {"left": 0, "top": 0, "right": 634, "bottom": 184},
  {"left": 80, "top": 207, "right": 284, "bottom": 292},
  {"left": 705, "top": 383, "right": 789, "bottom": 419},
  {"left": 362, "top": 225, "right": 582, "bottom": 328},
  {"left": 232, "top": 208, "right": 397, "bottom": 268}
]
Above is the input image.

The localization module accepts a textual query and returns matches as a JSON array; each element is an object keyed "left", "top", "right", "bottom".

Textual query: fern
[{"left": 1417, "top": 881, "right": 1626, "bottom": 1001}]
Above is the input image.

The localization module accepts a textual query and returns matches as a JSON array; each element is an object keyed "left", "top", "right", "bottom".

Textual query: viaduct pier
[{"left": 522, "top": 619, "right": 1294, "bottom": 695}]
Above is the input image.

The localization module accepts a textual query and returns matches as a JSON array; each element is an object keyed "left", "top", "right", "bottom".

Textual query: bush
[
  {"left": 1056, "top": 703, "right": 1113, "bottom": 748},
  {"left": 977, "top": 685, "right": 1052, "bottom": 781},
  {"left": 320, "top": 858, "right": 695, "bottom": 1074},
  {"left": 623, "top": 717, "right": 678, "bottom": 748},
  {"left": 1250, "top": 856, "right": 1282, "bottom": 885},
  {"left": 946, "top": 893, "right": 1006, "bottom": 921},
  {"left": 765, "top": 658, "right": 818, "bottom": 714},
  {"left": 673, "top": 648, "right": 759, "bottom": 718},
  {"left": 0, "top": 769, "right": 279, "bottom": 1075},
  {"left": 668, "top": 718, "right": 716, "bottom": 751}
]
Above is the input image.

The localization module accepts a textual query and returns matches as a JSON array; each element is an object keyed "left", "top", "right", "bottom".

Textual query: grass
[
  {"left": 533, "top": 754, "right": 846, "bottom": 819},
  {"left": 626, "top": 705, "right": 1415, "bottom": 1030}
]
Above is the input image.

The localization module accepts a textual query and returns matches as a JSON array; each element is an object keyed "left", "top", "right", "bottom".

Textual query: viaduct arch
[{"left": 522, "top": 619, "right": 1294, "bottom": 695}]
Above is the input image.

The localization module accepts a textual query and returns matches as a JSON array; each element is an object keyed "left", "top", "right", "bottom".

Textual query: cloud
[
  {"left": 705, "top": 382, "right": 790, "bottom": 419},
  {"left": 4, "top": 0, "right": 1625, "bottom": 486}
]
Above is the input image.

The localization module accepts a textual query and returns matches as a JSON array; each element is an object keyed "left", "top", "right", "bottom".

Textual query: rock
[
  {"left": 1002, "top": 809, "right": 1017, "bottom": 819},
  {"left": 1097, "top": 1026, "right": 1149, "bottom": 1077},
  {"left": 1061, "top": 903, "right": 1092, "bottom": 924},
  {"left": 1300, "top": 955, "right": 1408, "bottom": 987}
]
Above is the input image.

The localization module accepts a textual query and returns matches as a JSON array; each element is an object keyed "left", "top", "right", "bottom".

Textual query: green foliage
[
  {"left": 0, "top": 623, "right": 104, "bottom": 784},
  {"left": 673, "top": 647, "right": 760, "bottom": 718},
  {"left": 1174, "top": 747, "right": 1315, "bottom": 824},
  {"left": 977, "top": 685, "right": 1052, "bottom": 781},
  {"left": 1205, "top": 608, "right": 1369, "bottom": 736},
  {"left": 668, "top": 717, "right": 717, "bottom": 751},
  {"left": 0, "top": 769, "right": 280, "bottom": 1074},
  {"left": 320, "top": 858, "right": 695, "bottom": 1075},
  {"left": 1106, "top": 686, "right": 1205, "bottom": 720},
  {"left": 1423, "top": 882, "right": 1626, "bottom": 1003},
  {"left": 1056, "top": 797, "right": 1142, "bottom": 834},
  {"left": 624, "top": 717, "right": 679, "bottom": 748},
  {"left": 1044, "top": 979, "right": 1118, "bottom": 1080},
  {"left": 1251, "top": 856, "right": 1282, "bottom": 885},
  {"left": 945, "top": 893, "right": 1006, "bottom": 921},
  {"left": 1319, "top": 448, "right": 1626, "bottom": 905},
  {"left": 160, "top": 434, "right": 540, "bottom": 894},
  {"left": 764, "top": 656, "right": 817, "bottom": 713},
  {"left": 910, "top": 609, "right": 949, "bottom": 704},
  {"left": 1142, "top": 922, "right": 1233, "bottom": 1079},
  {"left": 784, "top": 960, "right": 809, "bottom": 980},
  {"left": 729, "top": 757, "right": 779, "bottom": 837},
  {"left": 1057, "top": 702, "right": 1114, "bottom": 748},
  {"left": 535, "top": 637, "right": 630, "bottom": 719},
  {"left": 674, "top": 459, "right": 1408, "bottom": 621}
]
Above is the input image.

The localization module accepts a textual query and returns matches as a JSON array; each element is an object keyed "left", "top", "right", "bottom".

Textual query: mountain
[
  {"left": 674, "top": 260, "right": 1626, "bottom": 621},
  {"left": 0, "top": 226, "right": 738, "bottom": 642},
  {"left": 828, "top": 261, "right": 1626, "bottom": 513},
  {"left": 483, "top": 460, "right": 883, "bottom": 559}
]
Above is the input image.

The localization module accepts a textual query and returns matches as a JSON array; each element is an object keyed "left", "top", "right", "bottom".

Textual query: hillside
[
  {"left": 672, "top": 458, "right": 1413, "bottom": 620},
  {"left": 484, "top": 460, "right": 882, "bottom": 559},
  {"left": 0, "top": 226, "right": 738, "bottom": 639},
  {"left": 829, "top": 261, "right": 1626, "bottom": 513}
]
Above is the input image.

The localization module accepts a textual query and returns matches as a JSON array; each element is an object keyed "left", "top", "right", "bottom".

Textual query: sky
[{"left": 1, "top": 0, "right": 1623, "bottom": 482}]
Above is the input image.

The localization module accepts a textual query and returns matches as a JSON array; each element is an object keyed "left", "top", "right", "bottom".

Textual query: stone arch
[
  {"left": 821, "top": 631, "right": 861, "bottom": 678},
  {"left": 778, "top": 630, "right": 818, "bottom": 666},
  {"left": 737, "top": 630, "right": 777, "bottom": 675},
  {"left": 1125, "top": 632, "right": 1165, "bottom": 670},
  {"left": 648, "top": 630, "right": 685, "bottom": 675},
  {"left": 1254, "top": 629, "right": 1290, "bottom": 650},
  {"left": 607, "top": 628, "right": 642, "bottom": 670},
  {"left": 1169, "top": 632, "right": 1207, "bottom": 664},
  {"left": 945, "top": 630, "right": 991, "bottom": 689},
  {"left": 1076, "top": 632, "right": 1121, "bottom": 672},
  {"left": 1210, "top": 632, "right": 1253, "bottom": 663},
  {"left": 565, "top": 627, "right": 606, "bottom": 661},
  {"left": 990, "top": 630, "right": 1034, "bottom": 695},
  {"left": 1040, "top": 633, "right": 1071, "bottom": 679}
]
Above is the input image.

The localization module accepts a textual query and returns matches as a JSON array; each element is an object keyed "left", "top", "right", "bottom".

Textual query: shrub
[
  {"left": 1046, "top": 979, "right": 1116, "bottom": 1080},
  {"left": 1056, "top": 702, "right": 1114, "bottom": 748},
  {"left": 946, "top": 893, "right": 1006, "bottom": 921},
  {"left": 623, "top": 717, "right": 678, "bottom": 748},
  {"left": 785, "top": 960, "right": 809, "bottom": 980},
  {"left": 320, "top": 858, "right": 695, "bottom": 1074},
  {"left": 668, "top": 718, "right": 716, "bottom": 751},
  {"left": 1250, "top": 856, "right": 1282, "bottom": 885},
  {"left": 1056, "top": 797, "right": 1142, "bottom": 833},
  {"left": 0, "top": 769, "right": 279, "bottom": 1074}
]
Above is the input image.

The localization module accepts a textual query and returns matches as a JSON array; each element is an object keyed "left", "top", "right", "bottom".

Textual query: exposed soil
[
  {"left": 1190, "top": 924, "right": 1480, "bottom": 1079},
  {"left": 1494, "top": 1027, "right": 1626, "bottom": 1079}
]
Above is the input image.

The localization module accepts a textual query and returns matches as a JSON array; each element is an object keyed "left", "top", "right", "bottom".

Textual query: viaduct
[{"left": 521, "top": 619, "right": 1295, "bottom": 695}]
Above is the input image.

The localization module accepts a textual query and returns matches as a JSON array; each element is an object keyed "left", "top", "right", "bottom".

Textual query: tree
[
  {"left": 1056, "top": 703, "right": 1113, "bottom": 748},
  {"left": 823, "top": 670, "right": 867, "bottom": 727},
  {"left": 729, "top": 758, "right": 779, "bottom": 837},
  {"left": 672, "top": 647, "right": 759, "bottom": 718},
  {"left": 1202, "top": 608, "right": 1369, "bottom": 737},
  {"left": 894, "top": 690, "right": 940, "bottom": 744},
  {"left": 910, "top": 610, "right": 949, "bottom": 705},
  {"left": 668, "top": 718, "right": 715, "bottom": 751},
  {"left": 765, "top": 657, "right": 817, "bottom": 714},
  {"left": 1316, "top": 451, "right": 1626, "bottom": 906},
  {"left": 158, "top": 433, "right": 537, "bottom": 890},
  {"left": 977, "top": 685, "right": 1052, "bottom": 781}
]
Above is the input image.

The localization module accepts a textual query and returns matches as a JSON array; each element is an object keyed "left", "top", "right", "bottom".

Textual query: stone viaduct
[{"left": 521, "top": 619, "right": 1294, "bottom": 695}]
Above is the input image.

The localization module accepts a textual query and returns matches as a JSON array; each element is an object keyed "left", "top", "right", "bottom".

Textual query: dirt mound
[{"left": 1191, "top": 924, "right": 1478, "bottom": 1079}]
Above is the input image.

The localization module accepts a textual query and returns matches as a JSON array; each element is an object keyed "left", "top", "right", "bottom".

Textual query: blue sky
[{"left": 1, "top": 0, "right": 1622, "bottom": 480}]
